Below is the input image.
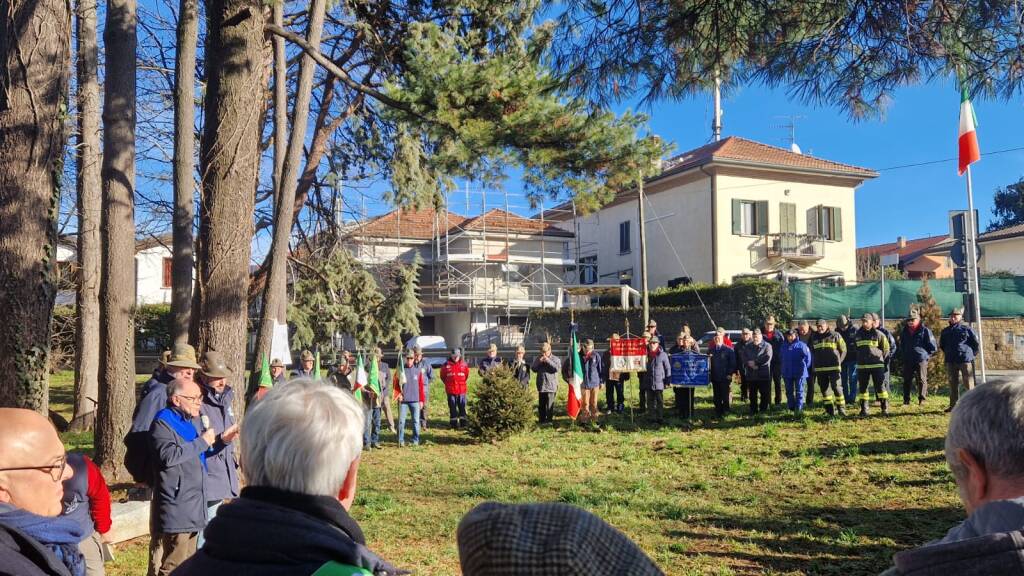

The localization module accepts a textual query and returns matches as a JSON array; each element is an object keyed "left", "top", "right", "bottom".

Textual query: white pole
[
  {"left": 965, "top": 165, "right": 987, "bottom": 384},
  {"left": 712, "top": 68, "right": 722, "bottom": 142}
]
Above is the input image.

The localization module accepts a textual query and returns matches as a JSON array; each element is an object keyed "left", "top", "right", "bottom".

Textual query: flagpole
[{"left": 965, "top": 165, "right": 987, "bottom": 384}]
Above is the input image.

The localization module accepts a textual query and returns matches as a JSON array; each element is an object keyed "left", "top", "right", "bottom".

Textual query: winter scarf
[{"left": 0, "top": 504, "right": 86, "bottom": 576}]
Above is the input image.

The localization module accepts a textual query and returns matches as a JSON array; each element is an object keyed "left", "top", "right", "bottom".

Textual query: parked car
[
  {"left": 697, "top": 330, "right": 743, "bottom": 353},
  {"left": 405, "top": 335, "right": 448, "bottom": 367}
]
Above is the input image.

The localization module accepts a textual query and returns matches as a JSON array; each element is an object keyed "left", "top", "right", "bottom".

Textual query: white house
[
  {"left": 57, "top": 234, "right": 177, "bottom": 306},
  {"left": 344, "top": 208, "right": 574, "bottom": 347},
  {"left": 546, "top": 136, "right": 878, "bottom": 287}
]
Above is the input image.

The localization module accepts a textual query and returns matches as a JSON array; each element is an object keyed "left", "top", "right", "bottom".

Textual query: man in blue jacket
[
  {"left": 939, "top": 308, "right": 981, "bottom": 412},
  {"left": 198, "top": 351, "right": 240, "bottom": 548},
  {"left": 781, "top": 329, "right": 812, "bottom": 414},
  {"left": 149, "top": 378, "right": 224, "bottom": 575},
  {"left": 898, "top": 309, "right": 937, "bottom": 406}
]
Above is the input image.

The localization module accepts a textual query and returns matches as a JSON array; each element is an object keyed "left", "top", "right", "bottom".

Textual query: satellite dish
[{"left": 790, "top": 142, "right": 802, "bottom": 155}]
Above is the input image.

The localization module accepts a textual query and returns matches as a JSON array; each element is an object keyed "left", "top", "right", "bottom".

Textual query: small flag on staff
[
  {"left": 567, "top": 324, "right": 583, "bottom": 420},
  {"left": 314, "top": 351, "right": 323, "bottom": 380},
  {"left": 258, "top": 352, "right": 272, "bottom": 389},
  {"left": 368, "top": 354, "right": 381, "bottom": 397},
  {"left": 353, "top": 353, "right": 367, "bottom": 401}
]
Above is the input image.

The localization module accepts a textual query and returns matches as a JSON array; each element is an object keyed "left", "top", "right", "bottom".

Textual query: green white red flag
[
  {"left": 958, "top": 86, "right": 980, "bottom": 175},
  {"left": 567, "top": 325, "right": 583, "bottom": 420}
]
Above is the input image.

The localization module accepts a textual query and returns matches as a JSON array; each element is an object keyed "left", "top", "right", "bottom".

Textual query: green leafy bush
[{"left": 467, "top": 366, "right": 534, "bottom": 443}]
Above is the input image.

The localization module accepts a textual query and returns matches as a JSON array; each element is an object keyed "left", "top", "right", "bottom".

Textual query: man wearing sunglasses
[
  {"left": 148, "top": 378, "right": 220, "bottom": 575},
  {"left": 0, "top": 407, "right": 80, "bottom": 575}
]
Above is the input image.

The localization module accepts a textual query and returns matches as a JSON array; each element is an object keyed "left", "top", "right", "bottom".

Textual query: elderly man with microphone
[{"left": 148, "top": 376, "right": 238, "bottom": 575}]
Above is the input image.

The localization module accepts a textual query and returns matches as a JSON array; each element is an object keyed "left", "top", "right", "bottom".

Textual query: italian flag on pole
[
  {"left": 353, "top": 353, "right": 367, "bottom": 400},
  {"left": 958, "top": 86, "right": 980, "bottom": 176},
  {"left": 567, "top": 325, "right": 583, "bottom": 420}
]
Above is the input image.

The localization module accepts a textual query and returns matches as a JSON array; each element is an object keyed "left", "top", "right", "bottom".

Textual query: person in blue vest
[
  {"left": 61, "top": 453, "right": 112, "bottom": 576},
  {"left": 197, "top": 351, "right": 240, "bottom": 549},
  {"left": 939, "top": 307, "right": 981, "bottom": 412},
  {"left": 172, "top": 380, "right": 400, "bottom": 576},
  {"left": 148, "top": 378, "right": 228, "bottom": 575},
  {"left": 780, "top": 329, "right": 812, "bottom": 415},
  {"left": 898, "top": 309, "right": 937, "bottom": 406}
]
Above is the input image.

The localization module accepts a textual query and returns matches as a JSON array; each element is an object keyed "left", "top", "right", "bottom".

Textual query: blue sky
[
  {"left": 359, "top": 77, "right": 1022, "bottom": 249},
  {"left": 625, "top": 77, "right": 1023, "bottom": 247}
]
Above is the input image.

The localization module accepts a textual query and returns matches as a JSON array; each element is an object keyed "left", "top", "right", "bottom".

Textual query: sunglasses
[{"left": 0, "top": 454, "right": 67, "bottom": 482}]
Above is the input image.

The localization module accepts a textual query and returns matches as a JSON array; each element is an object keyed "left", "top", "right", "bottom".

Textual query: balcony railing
[{"left": 765, "top": 233, "right": 825, "bottom": 261}]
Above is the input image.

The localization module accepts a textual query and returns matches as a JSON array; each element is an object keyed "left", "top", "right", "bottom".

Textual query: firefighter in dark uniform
[
  {"left": 855, "top": 312, "right": 892, "bottom": 416},
  {"left": 809, "top": 318, "right": 847, "bottom": 416}
]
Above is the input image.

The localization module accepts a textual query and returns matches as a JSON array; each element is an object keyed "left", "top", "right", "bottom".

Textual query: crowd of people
[{"left": 0, "top": 304, "right": 995, "bottom": 576}]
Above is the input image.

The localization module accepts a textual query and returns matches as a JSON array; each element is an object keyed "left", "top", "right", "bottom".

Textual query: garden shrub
[{"left": 467, "top": 366, "right": 534, "bottom": 443}]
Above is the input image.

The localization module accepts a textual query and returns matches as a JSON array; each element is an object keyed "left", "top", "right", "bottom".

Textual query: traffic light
[{"left": 954, "top": 268, "right": 969, "bottom": 293}]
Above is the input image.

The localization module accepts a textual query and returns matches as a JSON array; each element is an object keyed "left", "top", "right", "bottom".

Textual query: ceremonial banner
[
  {"left": 669, "top": 353, "right": 709, "bottom": 387},
  {"left": 609, "top": 338, "right": 647, "bottom": 373},
  {"left": 270, "top": 321, "right": 293, "bottom": 366}
]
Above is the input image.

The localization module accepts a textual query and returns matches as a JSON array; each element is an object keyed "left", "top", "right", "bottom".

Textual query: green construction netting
[{"left": 790, "top": 277, "right": 1024, "bottom": 319}]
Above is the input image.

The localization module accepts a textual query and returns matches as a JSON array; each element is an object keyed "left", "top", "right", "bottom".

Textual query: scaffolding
[{"left": 432, "top": 186, "right": 579, "bottom": 345}]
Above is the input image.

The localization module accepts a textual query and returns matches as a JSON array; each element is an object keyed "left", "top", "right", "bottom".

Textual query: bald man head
[{"left": 0, "top": 408, "right": 72, "bottom": 516}]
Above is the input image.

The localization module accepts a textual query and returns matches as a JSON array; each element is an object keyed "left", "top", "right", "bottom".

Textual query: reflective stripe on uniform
[
  {"left": 856, "top": 393, "right": 870, "bottom": 401},
  {"left": 822, "top": 395, "right": 835, "bottom": 405},
  {"left": 814, "top": 366, "right": 841, "bottom": 373},
  {"left": 877, "top": 391, "right": 890, "bottom": 399},
  {"left": 858, "top": 364, "right": 884, "bottom": 369},
  {"left": 813, "top": 342, "right": 838, "bottom": 349},
  {"left": 856, "top": 340, "right": 880, "bottom": 347}
]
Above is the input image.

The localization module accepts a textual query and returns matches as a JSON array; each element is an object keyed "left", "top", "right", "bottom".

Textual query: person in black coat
[
  {"left": 708, "top": 332, "right": 737, "bottom": 417},
  {"left": 761, "top": 316, "right": 785, "bottom": 406},
  {"left": 897, "top": 309, "right": 937, "bottom": 405},
  {"left": 172, "top": 380, "right": 401, "bottom": 576},
  {"left": 0, "top": 409, "right": 81, "bottom": 576},
  {"left": 602, "top": 334, "right": 630, "bottom": 414}
]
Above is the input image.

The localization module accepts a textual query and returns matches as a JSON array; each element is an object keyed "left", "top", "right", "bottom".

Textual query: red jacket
[{"left": 440, "top": 358, "right": 469, "bottom": 395}]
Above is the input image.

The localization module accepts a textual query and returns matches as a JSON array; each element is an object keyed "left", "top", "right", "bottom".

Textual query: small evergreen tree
[
  {"left": 914, "top": 279, "right": 947, "bottom": 387},
  {"left": 467, "top": 366, "right": 534, "bottom": 443}
]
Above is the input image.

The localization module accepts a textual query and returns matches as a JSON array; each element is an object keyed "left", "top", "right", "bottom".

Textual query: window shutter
[
  {"left": 780, "top": 202, "right": 796, "bottom": 233},
  {"left": 832, "top": 207, "right": 843, "bottom": 242},
  {"left": 755, "top": 201, "right": 768, "bottom": 235},
  {"left": 807, "top": 206, "right": 819, "bottom": 237},
  {"left": 732, "top": 199, "right": 742, "bottom": 235},
  {"left": 162, "top": 258, "right": 172, "bottom": 288}
]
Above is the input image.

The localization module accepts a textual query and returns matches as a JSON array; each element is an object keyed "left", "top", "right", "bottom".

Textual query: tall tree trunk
[
  {"left": 0, "top": 0, "right": 71, "bottom": 413},
  {"left": 95, "top": 0, "right": 136, "bottom": 479},
  {"left": 70, "top": 0, "right": 102, "bottom": 431},
  {"left": 249, "top": 0, "right": 327, "bottom": 398},
  {"left": 171, "top": 0, "right": 198, "bottom": 345},
  {"left": 197, "top": 0, "right": 266, "bottom": 419}
]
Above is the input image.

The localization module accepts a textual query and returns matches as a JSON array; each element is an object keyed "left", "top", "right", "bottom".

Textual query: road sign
[
  {"left": 950, "top": 241, "right": 982, "bottom": 267},
  {"left": 880, "top": 253, "right": 899, "bottom": 266}
]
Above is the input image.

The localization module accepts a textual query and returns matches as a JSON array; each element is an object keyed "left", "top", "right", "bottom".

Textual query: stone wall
[{"left": 867, "top": 317, "right": 1024, "bottom": 371}]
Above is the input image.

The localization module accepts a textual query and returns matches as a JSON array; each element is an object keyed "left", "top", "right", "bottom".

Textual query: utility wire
[{"left": 877, "top": 146, "right": 1024, "bottom": 171}]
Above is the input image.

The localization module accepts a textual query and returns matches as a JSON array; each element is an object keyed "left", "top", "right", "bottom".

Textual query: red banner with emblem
[{"left": 609, "top": 338, "right": 647, "bottom": 375}]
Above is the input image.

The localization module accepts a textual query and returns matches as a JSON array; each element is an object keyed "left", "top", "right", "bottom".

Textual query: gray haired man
[
  {"left": 173, "top": 379, "right": 399, "bottom": 575},
  {"left": 883, "top": 378, "right": 1024, "bottom": 575}
]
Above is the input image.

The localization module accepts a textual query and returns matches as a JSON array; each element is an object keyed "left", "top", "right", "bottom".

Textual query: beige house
[
  {"left": 344, "top": 208, "right": 574, "bottom": 346},
  {"left": 979, "top": 223, "right": 1024, "bottom": 275},
  {"left": 547, "top": 137, "right": 877, "bottom": 287}
]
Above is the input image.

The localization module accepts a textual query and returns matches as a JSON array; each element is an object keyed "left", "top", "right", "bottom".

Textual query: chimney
[{"left": 897, "top": 236, "right": 907, "bottom": 249}]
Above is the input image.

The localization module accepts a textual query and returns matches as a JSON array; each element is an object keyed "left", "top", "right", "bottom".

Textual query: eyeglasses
[
  {"left": 175, "top": 394, "right": 202, "bottom": 404},
  {"left": 0, "top": 454, "right": 67, "bottom": 482}
]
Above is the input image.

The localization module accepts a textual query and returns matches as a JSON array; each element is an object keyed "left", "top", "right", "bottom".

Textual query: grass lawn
[{"left": 52, "top": 372, "right": 963, "bottom": 576}]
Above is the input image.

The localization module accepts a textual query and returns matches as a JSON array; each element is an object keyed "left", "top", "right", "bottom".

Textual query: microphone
[{"left": 200, "top": 414, "right": 211, "bottom": 431}]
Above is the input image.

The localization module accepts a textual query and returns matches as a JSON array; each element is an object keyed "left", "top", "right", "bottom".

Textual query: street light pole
[{"left": 638, "top": 171, "right": 649, "bottom": 327}]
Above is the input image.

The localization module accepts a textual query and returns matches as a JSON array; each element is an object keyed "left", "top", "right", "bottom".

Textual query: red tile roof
[
  {"left": 857, "top": 234, "right": 950, "bottom": 259},
  {"left": 460, "top": 209, "right": 572, "bottom": 237},
  {"left": 659, "top": 136, "right": 878, "bottom": 179},
  {"left": 347, "top": 207, "right": 569, "bottom": 241},
  {"left": 980, "top": 222, "right": 1024, "bottom": 243}
]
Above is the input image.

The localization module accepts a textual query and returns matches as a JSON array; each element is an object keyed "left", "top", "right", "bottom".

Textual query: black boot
[
  {"left": 880, "top": 399, "right": 890, "bottom": 416},
  {"left": 859, "top": 400, "right": 869, "bottom": 417}
]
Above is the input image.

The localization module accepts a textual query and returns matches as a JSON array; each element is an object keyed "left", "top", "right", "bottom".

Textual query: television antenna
[{"left": 772, "top": 115, "right": 806, "bottom": 154}]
